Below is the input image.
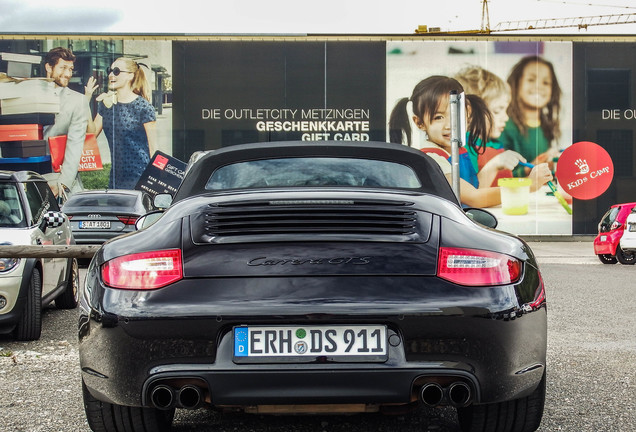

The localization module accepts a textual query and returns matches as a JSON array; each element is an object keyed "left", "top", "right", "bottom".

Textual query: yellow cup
[{"left": 498, "top": 178, "right": 532, "bottom": 215}]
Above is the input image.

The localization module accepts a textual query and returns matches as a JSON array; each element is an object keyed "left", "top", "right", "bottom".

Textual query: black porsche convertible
[{"left": 79, "top": 141, "right": 546, "bottom": 432}]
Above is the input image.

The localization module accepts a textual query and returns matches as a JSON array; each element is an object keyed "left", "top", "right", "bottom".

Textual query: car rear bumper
[
  {"left": 79, "top": 300, "right": 547, "bottom": 410},
  {"left": 620, "top": 234, "right": 636, "bottom": 251},
  {"left": 594, "top": 233, "right": 619, "bottom": 255},
  {"left": 71, "top": 231, "right": 127, "bottom": 245}
]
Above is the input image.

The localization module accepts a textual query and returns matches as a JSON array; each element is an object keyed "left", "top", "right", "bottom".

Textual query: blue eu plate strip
[{"left": 234, "top": 327, "right": 248, "bottom": 357}]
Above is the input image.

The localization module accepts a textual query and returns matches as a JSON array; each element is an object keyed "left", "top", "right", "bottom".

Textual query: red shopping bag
[{"left": 48, "top": 133, "right": 103, "bottom": 172}]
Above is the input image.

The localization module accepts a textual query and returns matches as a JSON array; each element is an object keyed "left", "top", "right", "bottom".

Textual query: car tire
[
  {"left": 597, "top": 254, "right": 618, "bottom": 264},
  {"left": 457, "top": 371, "right": 546, "bottom": 432},
  {"left": 55, "top": 258, "right": 79, "bottom": 309},
  {"left": 615, "top": 246, "right": 636, "bottom": 265},
  {"left": 13, "top": 268, "right": 42, "bottom": 341},
  {"left": 82, "top": 380, "right": 175, "bottom": 432}
]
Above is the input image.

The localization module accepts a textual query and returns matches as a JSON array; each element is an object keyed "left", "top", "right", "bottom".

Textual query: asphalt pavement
[
  {"left": 524, "top": 239, "right": 598, "bottom": 265},
  {"left": 5, "top": 236, "right": 632, "bottom": 432}
]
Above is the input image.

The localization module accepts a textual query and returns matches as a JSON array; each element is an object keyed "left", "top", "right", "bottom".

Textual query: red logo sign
[
  {"left": 152, "top": 154, "right": 169, "bottom": 170},
  {"left": 556, "top": 141, "right": 614, "bottom": 200}
]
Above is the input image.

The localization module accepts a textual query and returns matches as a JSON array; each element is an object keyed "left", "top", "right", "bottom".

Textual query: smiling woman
[{"left": 86, "top": 57, "right": 156, "bottom": 190}]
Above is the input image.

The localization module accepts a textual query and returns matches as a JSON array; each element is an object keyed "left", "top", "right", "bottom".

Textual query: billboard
[
  {"left": 385, "top": 40, "right": 573, "bottom": 235},
  {"left": 2, "top": 36, "right": 636, "bottom": 236}
]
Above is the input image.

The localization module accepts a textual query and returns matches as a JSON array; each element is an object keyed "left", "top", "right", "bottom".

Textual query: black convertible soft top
[{"left": 174, "top": 141, "right": 459, "bottom": 205}]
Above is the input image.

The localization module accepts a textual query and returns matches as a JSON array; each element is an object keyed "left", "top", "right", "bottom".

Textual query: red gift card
[{"left": 556, "top": 141, "right": 614, "bottom": 200}]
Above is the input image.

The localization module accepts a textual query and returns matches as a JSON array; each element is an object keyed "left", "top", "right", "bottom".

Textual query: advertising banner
[
  {"left": 3, "top": 36, "right": 636, "bottom": 236},
  {"left": 171, "top": 41, "right": 387, "bottom": 160},
  {"left": 386, "top": 40, "right": 574, "bottom": 235}
]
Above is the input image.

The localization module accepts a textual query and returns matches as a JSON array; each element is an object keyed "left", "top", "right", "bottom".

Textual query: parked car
[
  {"left": 593, "top": 202, "right": 636, "bottom": 264},
  {"left": 618, "top": 210, "right": 636, "bottom": 262},
  {"left": 0, "top": 170, "right": 79, "bottom": 341},
  {"left": 62, "top": 189, "right": 154, "bottom": 245},
  {"left": 79, "top": 141, "right": 547, "bottom": 432}
]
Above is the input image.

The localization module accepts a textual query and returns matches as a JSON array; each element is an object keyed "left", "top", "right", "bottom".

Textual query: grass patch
[{"left": 79, "top": 164, "right": 111, "bottom": 190}]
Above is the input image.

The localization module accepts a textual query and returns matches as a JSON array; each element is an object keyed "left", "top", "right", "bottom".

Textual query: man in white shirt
[{"left": 42, "top": 47, "right": 88, "bottom": 198}]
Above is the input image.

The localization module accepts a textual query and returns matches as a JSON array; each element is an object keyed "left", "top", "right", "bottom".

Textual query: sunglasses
[{"left": 106, "top": 66, "right": 133, "bottom": 76}]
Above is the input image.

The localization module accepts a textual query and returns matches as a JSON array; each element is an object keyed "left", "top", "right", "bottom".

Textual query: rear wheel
[
  {"left": 55, "top": 258, "right": 79, "bottom": 309},
  {"left": 14, "top": 268, "right": 42, "bottom": 341},
  {"left": 457, "top": 372, "right": 546, "bottom": 432},
  {"left": 597, "top": 254, "right": 618, "bottom": 264},
  {"left": 616, "top": 246, "right": 636, "bottom": 265},
  {"left": 82, "top": 380, "right": 175, "bottom": 432}
]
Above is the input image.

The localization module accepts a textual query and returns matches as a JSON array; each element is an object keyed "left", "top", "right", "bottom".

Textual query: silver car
[{"left": 0, "top": 170, "right": 79, "bottom": 341}]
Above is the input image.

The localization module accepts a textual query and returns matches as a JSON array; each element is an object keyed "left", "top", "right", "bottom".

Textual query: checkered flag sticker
[{"left": 45, "top": 211, "right": 66, "bottom": 228}]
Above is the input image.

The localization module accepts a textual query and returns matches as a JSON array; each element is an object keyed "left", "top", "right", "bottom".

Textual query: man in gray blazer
[{"left": 42, "top": 47, "right": 88, "bottom": 198}]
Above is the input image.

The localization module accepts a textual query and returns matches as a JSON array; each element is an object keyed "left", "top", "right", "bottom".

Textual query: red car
[{"left": 594, "top": 202, "right": 636, "bottom": 264}]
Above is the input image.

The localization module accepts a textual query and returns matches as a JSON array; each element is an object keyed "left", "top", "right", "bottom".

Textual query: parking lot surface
[{"left": 1, "top": 240, "right": 634, "bottom": 431}]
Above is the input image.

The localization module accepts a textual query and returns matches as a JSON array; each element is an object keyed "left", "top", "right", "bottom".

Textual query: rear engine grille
[{"left": 191, "top": 199, "right": 424, "bottom": 243}]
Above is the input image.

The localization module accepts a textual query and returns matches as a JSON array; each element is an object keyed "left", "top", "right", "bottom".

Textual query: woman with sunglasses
[{"left": 86, "top": 57, "right": 157, "bottom": 190}]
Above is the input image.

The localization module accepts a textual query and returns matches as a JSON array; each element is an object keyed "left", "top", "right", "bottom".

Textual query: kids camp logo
[{"left": 556, "top": 141, "right": 614, "bottom": 200}]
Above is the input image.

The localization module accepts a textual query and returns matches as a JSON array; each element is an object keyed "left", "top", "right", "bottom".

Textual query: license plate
[
  {"left": 629, "top": 224, "right": 636, "bottom": 232},
  {"left": 79, "top": 221, "right": 111, "bottom": 229},
  {"left": 233, "top": 325, "right": 387, "bottom": 363},
  {"left": 600, "top": 235, "right": 607, "bottom": 241}
]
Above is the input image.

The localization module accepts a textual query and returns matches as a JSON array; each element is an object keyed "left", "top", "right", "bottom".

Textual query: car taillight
[
  {"left": 102, "top": 249, "right": 183, "bottom": 290},
  {"left": 117, "top": 215, "right": 138, "bottom": 225},
  {"left": 437, "top": 247, "right": 521, "bottom": 286}
]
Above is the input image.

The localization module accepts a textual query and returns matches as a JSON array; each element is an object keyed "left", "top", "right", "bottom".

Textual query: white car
[
  {"left": 619, "top": 211, "right": 636, "bottom": 258},
  {"left": 0, "top": 170, "right": 79, "bottom": 341}
]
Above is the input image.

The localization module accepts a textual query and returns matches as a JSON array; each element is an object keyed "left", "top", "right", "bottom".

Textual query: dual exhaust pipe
[
  {"left": 150, "top": 384, "right": 205, "bottom": 410},
  {"left": 150, "top": 380, "right": 471, "bottom": 410},
  {"left": 420, "top": 381, "right": 472, "bottom": 407}
]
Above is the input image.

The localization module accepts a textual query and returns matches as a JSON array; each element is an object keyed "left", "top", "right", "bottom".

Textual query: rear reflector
[
  {"left": 102, "top": 249, "right": 183, "bottom": 290},
  {"left": 437, "top": 247, "right": 521, "bottom": 286}
]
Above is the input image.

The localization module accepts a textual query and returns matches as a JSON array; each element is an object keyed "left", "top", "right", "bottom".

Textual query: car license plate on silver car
[
  {"left": 233, "top": 325, "right": 387, "bottom": 362},
  {"left": 79, "top": 221, "right": 111, "bottom": 229}
]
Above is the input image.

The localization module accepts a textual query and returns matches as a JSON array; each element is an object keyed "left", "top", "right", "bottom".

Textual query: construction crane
[
  {"left": 415, "top": 0, "right": 636, "bottom": 34},
  {"left": 492, "top": 13, "right": 636, "bottom": 32}
]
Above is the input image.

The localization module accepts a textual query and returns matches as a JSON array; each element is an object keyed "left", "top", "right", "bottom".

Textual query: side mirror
[
  {"left": 135, "top": 210, "right": 164, "bottom": 231},
  {"left": 153, "top": 193, "right": 173, "bottom": 209},
  {"left": 465, "top": 208, "right": 498, "bottom": 229},
  {"left": 41, "top": 211, "right": 66, "bottom": 232}
]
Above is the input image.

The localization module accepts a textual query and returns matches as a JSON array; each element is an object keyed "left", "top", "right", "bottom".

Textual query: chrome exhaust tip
[
  {"left": 448, "top": 382, "right": 471, "bottom": 407},
  {"left": 178, "top": 385, "right": 204, "bottom": 410},
  {"left": 420, "top": 383, "right": 445, "bottom": 406},
  {"left": 150, "top": 385, "right": 176, "bottom": 410}
]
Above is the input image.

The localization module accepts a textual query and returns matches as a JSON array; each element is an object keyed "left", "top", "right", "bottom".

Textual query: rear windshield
[
  {"left": 64, "top": 194, "right": 138, "bottom": 209},
  {"left": 205, "top": 157, "right": 422, "bottom": 190}
]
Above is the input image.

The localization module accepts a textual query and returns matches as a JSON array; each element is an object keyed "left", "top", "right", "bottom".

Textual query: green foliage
[{"left": 79, "top": 164, "right": 111, "bottom": 190}]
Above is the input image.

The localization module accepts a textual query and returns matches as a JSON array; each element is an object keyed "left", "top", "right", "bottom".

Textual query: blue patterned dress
[{"left": 98, "top": 96, "right": 156, "bottom": 189}]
